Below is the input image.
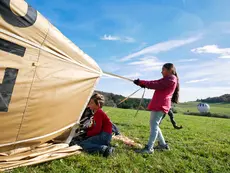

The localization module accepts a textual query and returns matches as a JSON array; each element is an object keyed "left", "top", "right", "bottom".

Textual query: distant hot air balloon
[{"left": 197, "top": 103, "right": 210, "bottom": 113}]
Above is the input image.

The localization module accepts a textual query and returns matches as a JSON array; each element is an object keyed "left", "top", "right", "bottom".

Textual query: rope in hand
[{"left": 102, "top": 71, "right": 146, "bottom": 117}]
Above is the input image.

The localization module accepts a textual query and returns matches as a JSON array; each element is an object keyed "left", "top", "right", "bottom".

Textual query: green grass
[{"left": 12, "top": 106, "right": 230, "bottom": 173}]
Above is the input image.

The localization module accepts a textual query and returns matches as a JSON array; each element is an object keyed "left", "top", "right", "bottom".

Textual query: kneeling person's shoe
[{"left": 103, "top": 146, "right": 114, "bottom": 157}]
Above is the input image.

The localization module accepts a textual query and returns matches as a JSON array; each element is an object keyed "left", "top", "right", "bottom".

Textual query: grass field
[
  {"left": 176, "top": 102, "right": 230, "bottom": 115},
  {"left": 12, "top": 104, "right": 230, "bottom": 173}
]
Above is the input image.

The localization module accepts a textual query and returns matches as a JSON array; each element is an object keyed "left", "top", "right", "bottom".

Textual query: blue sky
[{"left": 27, "top": 0, "right": 230, "bottom": 102}]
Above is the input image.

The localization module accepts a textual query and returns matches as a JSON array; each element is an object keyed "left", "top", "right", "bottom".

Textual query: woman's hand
[
  {"left": 133, "top": 79, "right": 145, "bottom": 88},
  {"left": 133, "top": 79, "right": 140, "bottom": 85}
]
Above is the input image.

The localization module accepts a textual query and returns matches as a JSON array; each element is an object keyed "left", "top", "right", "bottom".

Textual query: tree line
[
  {"left": 96, "top": 91, "right": 230, "bottom": 109},
  {"left": 196, "top": 94, "right": 230, "bottom": 103},
  {"left": 96, "top": 90, "right": 151, "bottom": 110}
]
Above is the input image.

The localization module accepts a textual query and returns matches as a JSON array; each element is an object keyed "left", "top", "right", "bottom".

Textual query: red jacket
[
  {"left": 139, "top": 75, "right": 177, "bottom": 113},
  {"left": 87, "top": 109, "right": 112, "bottom": 137}
]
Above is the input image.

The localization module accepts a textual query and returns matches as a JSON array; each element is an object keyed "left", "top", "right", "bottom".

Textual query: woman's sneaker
[
  {"left": 154, "top": 143, "right": 170, "bottom": 151},
  {"left": 136, "top": 145, "right": 154, "bottom": 154}
]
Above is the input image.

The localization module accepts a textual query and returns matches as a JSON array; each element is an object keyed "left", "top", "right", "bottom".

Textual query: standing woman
[{"left": 133, "top": 63, "right": 179, "bottom": 153}]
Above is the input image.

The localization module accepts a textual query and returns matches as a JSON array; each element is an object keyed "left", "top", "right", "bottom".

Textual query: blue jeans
[
  {"left": 79, "top": 132, "right": 112, "bottom": 154},
  {"left": 147, "top": 111, "right": 166, "bottom": 149}
]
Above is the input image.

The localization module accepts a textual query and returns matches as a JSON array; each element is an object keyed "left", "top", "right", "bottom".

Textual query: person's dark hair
[
  {"left": 91, "top": 93, "right": 105, "bottom": 108},
  {"left": 163, "top": 63, "right": 179, "bottom": 103}
]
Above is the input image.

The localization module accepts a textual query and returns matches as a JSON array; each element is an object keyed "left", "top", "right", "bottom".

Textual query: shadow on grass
[
  {"left": 114, "top": 122, "right": 147, "bottom": 129},
  {"left": 184, "top": 112, "right": 230, "bottom": 119}
]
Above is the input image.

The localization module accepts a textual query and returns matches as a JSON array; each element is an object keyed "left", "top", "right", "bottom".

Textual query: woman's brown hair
[
  {"left": 91, "top": 93, "right": 105, "bottom": 108},
  {"left": 163, "top": 63, "right": 180, "bottom": 103}
]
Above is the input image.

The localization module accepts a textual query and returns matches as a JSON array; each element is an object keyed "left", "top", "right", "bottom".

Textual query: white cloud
[
  {"left": 123, "top": 37, "right": 135, "bottom": 43},
  {"left": 128, "top": 56, "right": 164, "bottom": 71},
  {"left": 100, "top": 34, "right": 135, "bottom": 43},
  {"left": 100, "top": 35, "right": 120, "bottom": 41},
  {"left": 178, "top": 58, "right": 198, "bottom": 62},
  {"left": 120, "top": 35, "right": 201, "bottom": 62},
  {"left": 179, "top": 59, "right": 230, "bottom": 87},
  {"left": 191, "top": 45, "right": 230, "bottom": 54},
  {"left": 218, "top": 55, "right": 230, "bottom": 59},
  {"left": 192, "top": 45, "right": 230, "bottom": 60},
  {"left": 186, "top": 78, "right": 209, "bottom": 84}
]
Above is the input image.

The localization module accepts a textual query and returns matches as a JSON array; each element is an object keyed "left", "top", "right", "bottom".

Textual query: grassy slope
[
  {"left": 13, "top": 106, "right": 230, "bottom": 173},
  {"left": 177, "top": 102, "right": 230, "bottom": 115}
]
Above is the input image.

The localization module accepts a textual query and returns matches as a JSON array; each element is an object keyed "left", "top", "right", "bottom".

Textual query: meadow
[
  {"left": 176, "top": 102, "right": 230, "bottom": 115},
  {"left": 12, "top": 103, "right": 230, "bottom": 173}
]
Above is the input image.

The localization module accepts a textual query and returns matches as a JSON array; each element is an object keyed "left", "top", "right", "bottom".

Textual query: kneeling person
[{"left": 79, "top": 93, "right": 114, "bottom": 157}]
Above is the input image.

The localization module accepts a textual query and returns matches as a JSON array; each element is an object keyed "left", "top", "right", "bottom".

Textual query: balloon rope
[
  {"left": 102, "top": 71, "right": 146, "bottom": 117},
  {"left": 105, "top": 87, "right": 142, "bottom": 114},
  {"left": 102, "top": 71, "right": 133, "bottom": 82},
  {"left": 134, "top": 88, "right": 146, "bottom": 117}
]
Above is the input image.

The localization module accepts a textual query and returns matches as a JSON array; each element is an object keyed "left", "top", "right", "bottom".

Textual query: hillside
[
  {"left": 95, "top": 90, "right": 151, "bottom": 110},
  {"left": 96, "top": 91, "right": 230, "bottom": 110},
  {"left": 197, "top": 94, "right": 230, "bottom": 103}
]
